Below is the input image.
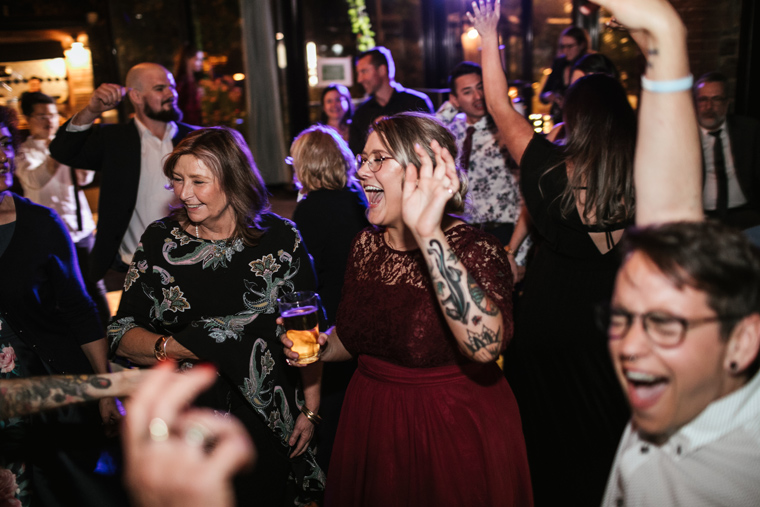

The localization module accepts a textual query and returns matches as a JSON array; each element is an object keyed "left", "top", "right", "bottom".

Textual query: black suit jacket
[
  {"left": 49, "top": 118, "right": 198, "bottom": 280},
  {"left": 703, "top": 114, "right": 760, "bottom": 210}
]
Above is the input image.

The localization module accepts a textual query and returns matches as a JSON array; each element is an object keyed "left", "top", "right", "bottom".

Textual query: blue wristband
[{"left": 641, "top": 74, "right": 693, "bottom": 93}]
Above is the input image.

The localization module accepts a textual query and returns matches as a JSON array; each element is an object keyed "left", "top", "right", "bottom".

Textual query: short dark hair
[
  {"left": 20, "top": 91, "right": 55, "bottom": 117},
  {"left": 356, "top": 46, "right": 395, "bottom": 80},
  {"left": 571, "top": 53, "right": 619, "bottom": 81},
  {"left": 448, "top": 62, "right": 482, "bottom": 96},
  {"left": 163, "top": 127, "right": 270, "bottom": 246},
  {"left": 694, "top": 71, "right": 728, "bottom": 96},
  {"left": 623, "top": 221, "right": 760, "bottom": 342}
]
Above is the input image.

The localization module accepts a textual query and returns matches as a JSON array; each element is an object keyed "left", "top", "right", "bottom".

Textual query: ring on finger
[
  {"left": 149, "top": 417, "right": 169, "bottom": 442},
  {"left": 185, "top": 421, "right": 213, "bottom": 448}
]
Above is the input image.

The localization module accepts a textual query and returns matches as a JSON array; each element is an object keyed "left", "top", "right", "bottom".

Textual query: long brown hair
[
  {"left": 163, "top": 127, "right": 270, "bottom": 245},
  {"left": 552, "top": 74, "right": 636, "bottom": 227}
]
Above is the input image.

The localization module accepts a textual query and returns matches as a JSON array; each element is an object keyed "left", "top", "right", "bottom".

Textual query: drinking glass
[{"left": 277, "top": 291, "right": 321, "bottom": 365}]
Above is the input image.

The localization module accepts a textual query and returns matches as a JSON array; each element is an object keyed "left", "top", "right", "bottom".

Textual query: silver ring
[
  {"left": 185, "top": 421, "right": 212, "bottom": 448},
  {"left": 149, "top": 417, "right": 169, "bottom": 442}
]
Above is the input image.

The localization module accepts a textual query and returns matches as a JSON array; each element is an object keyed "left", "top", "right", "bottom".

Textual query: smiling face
[
  {"left": 609, "top": 252, "right": 738, "bottom": 442},
  {"left": 356, "top": 56, "right": 386, "bottom": 96},
  {"left": 28, "top": 103, "right": 60, "bottom": 140},
  {"left": 450, "top": 73, "right": 486, "bottom": 124},
  {"left": 358, "top": 131, "right": 404, "bottom": 229},
  {"left": 170, "top": 155, "right": 234, "bottom": 232},
  {"left": 132, "top": 65, "right": 182, "bottom": 123},
  {"left": 322, "top": 90, "right": 349, "bottom": 122},
  {"left": 695, "top": 81, "right": 729, "bottom": 131}
]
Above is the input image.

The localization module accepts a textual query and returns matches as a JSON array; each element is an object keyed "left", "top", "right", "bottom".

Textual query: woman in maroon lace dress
[{"left": 282, "top": 112, "right": 533, "bottom": 506}]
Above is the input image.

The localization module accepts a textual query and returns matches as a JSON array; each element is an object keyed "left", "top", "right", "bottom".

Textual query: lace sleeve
[{"left": 453, "top": 227, "right": 514, "bottom": 350}]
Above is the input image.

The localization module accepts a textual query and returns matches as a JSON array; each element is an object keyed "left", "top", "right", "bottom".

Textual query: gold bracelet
[
  {"left": 154, "top": 335, "right": 169, "bottom": 362},
  {"left": 300, "top": 405, "right": 322, "bottom": 425}
]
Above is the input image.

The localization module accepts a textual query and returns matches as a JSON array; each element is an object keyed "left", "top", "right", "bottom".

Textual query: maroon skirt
[{"left": 325, "top": 356, "right": 533, "bottom": 506}]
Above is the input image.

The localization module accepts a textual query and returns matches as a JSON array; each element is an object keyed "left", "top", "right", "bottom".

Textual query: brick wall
[{"left": 671, "top": 0, "right": 744, "bottom": 98}]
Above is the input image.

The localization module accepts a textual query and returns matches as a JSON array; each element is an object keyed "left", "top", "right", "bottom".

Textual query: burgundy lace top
[{"left": 335, "top": 224, "right": 513, "bottom": 368}]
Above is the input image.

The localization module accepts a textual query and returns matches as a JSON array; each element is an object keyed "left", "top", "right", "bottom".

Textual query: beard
[{"left": 144, "top": 100, "right": 183, "bottom": 123}]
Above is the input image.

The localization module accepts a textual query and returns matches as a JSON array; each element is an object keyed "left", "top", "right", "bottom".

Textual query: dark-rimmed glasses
[
  {"left": 356, "top": 154, "right": 394, "bottom": 173},
  {"left": 594, "top": 303, "right": 743, "bottom": 348}
]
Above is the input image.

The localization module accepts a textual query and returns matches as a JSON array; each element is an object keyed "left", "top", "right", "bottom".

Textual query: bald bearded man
[{"left": 50, "top": 63, "right": 198, "bottom": 283}]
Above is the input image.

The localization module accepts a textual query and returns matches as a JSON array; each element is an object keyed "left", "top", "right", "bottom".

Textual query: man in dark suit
[
  {"left": 694, "top": 72, "right": 760, "bottom": 229},
  {"left": 50, "top": 63, "right": 198, "bottom": 283}
]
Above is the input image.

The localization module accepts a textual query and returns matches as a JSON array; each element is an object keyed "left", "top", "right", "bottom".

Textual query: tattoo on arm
[
  {"left": 464, "top": 325, "right": 501, "bottom": 361},
  {"left": 427, "top": 239, "right": 470, "bottom": 323},
  {"left": 467, "top": 273, "right": 500, "bottom": 316},
  {"left": 0, "top": 375, "right": 112, "bottom": 420},
  {"left": 647, "top": 48, "right": 658, "bottom": 68}
]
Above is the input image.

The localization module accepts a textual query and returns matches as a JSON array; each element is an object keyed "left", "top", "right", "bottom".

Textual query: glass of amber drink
[{"left": 277, "top": 291, "right": 321, "bottom": 365}]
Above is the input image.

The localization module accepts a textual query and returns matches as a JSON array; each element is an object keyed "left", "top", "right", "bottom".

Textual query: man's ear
[
  {"left": 449, "top": 92, "right": 460, "bottom": 110},
  {"left": 378, "top": 64, "right": 388, "bottom": 79},
  {"left": 128, "top": 88, "right": 141, "bottom": 107},
  {"left": 725, "top": 313, "right": 760, "bottom": 375}
]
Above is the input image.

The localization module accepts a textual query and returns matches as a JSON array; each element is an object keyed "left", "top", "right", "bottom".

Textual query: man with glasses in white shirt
[{"left": 599, "top": 221, "right": 760, "bottom": 506}]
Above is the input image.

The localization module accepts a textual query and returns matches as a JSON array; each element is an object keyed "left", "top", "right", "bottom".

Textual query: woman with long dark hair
[{"left": 472, "top": 2, "right": 635, "bottom": 505}]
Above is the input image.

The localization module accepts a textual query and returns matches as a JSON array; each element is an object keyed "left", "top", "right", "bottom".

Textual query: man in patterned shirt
[{"left": 436, "top": 61, "right": 524, "bottom": 248}]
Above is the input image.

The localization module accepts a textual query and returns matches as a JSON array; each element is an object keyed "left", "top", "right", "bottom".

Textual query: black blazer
[
  {"left": 725, "top": 114, "right": 760, "bottom": 209},
  {"left": 50, "top": 118, "right": 198, "bottom": 280}
]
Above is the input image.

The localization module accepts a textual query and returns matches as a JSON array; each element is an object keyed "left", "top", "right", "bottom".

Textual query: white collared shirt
[
  {"left": 65, "top": 117, "right": 178, "bottom": 263},
  {"left": 16, "top": 136, "right": 96, "bottom": 243},
  {"left": 120, "top": 118, "right": 178, "bottom": 264},
  {"left": 700, "top": 125, "right": 747, "bottom": 210},
  {"left": 601, "top": 371, "right": 760, "bottom": 506}
]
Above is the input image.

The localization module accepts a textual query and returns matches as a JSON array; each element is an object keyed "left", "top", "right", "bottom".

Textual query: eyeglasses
[
  {"left": 696, "top": 96, "right": 728, "bottom": 106},
  {"left": 594, "top": 303, "right": 743, "bottom": 348},
  {"left": 356, "top": 154, "right": 394, "bottom": 173}
]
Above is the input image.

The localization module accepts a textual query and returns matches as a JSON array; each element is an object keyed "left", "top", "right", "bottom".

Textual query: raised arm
[
  {"left": 468, "top": 0, "right": 535, "bottom": 163},
  {"left": 404, "top": 141, "right": 512, "bottom": 362},
  {"left": 594, "top": 0, "right": 702, "bottom": 224}
]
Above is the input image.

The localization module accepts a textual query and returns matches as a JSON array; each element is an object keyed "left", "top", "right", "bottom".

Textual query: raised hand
[
  {"left": 401, "top": 140, "right": 460, "bottom": 240},
  {"left": 123, "top": 361, "right": 255, "bottom": 507},
  {"left": 74, "top": 83, "right": 128, "bottom": 125},
  {"left": 591, "top": 0, "right": 681, "bottom": 37},
  {"left": 467, "top": 0, "right": 501, "bottom": 41}
]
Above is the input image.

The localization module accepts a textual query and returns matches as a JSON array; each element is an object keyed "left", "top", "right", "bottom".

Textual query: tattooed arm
[
  {"left": 591, "top": 0, "right": 701, "bottom": 225},
  {"left": 0, "top": 368, "right": 145, "bottom": 420},
  {"left": 402, "top": 141, "right": 512, "bottom": 363},
  {"left": 423, "top": 237, "right": 510, "bottom": 362}
]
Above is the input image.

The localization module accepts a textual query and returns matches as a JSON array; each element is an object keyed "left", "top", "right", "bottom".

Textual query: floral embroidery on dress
[
  {"left": 196, "top": 313, "right": 257, "bottom": 343},
  {"left": 142, "top": 283, "right": 190, "bottom": 323},
  {"left": 152, "top": 266, "right": 174, "bottom": 285},
  {"left": 0, "top": 345, "right": 16, "bottom": 374},
  {"left": 163, "top": 236, "right": 245, "bottom": 270},
  {"left": 0, "top": 467, "right": 22, "bottom": 507},
  {"left": 243, "top": 252, "right": 300, "bottom": 315}
]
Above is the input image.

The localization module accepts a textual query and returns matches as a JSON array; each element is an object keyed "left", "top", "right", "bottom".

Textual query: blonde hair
[
  {"left": 290, "top": 125, "right": 356, "bottom": 192},
  {"left": 369, "top": 112, "right": 468, "bottom": 215}
]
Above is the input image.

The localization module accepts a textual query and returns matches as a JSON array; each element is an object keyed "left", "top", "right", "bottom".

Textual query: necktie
[
  {"left": 70, "top": 167, "right": 83, "bottom": 231},
  {"left": 709, "top": 129, "right": 727, "bottom": 217},
  {"left": 460, "top": 126, "right": 475, "bottom": 173}
]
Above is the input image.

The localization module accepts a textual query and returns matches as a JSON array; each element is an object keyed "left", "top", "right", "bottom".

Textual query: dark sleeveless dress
[
  {"left": 505, "top": 135, "right": 630, "bottom": 506},
  {"left": 326, "top": 224, "right": 533, "bottom": 506}
]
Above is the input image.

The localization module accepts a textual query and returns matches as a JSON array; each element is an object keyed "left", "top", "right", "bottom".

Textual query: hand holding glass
[{"left": 277, "top": 291, "right": 321, "bottom": 365}]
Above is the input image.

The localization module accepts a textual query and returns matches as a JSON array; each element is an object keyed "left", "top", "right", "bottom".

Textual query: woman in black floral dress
[{"left": 108, "top": 127, "right": 324, "bottom": 506}]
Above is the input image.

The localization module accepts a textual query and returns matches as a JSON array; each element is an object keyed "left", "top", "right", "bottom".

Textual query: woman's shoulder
[{"left": 13, "top": 193, "right": 64, "bottom": 229}]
